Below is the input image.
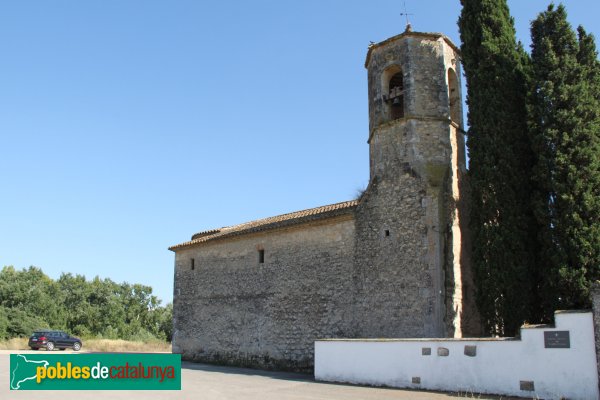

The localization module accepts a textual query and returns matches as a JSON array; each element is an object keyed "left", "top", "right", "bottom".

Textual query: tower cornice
[
  {"left": 365, "top": 31, "right": 461, "bottom": 68},
  {"left": 367, "top": 116, "right": 466, "bottom": 144}
]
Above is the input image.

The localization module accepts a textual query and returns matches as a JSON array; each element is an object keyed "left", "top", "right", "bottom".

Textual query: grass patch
[
  {"left": 0, "top": 338, "right": 171, "bottom": 353},
  {"left": 84, "top": 339, "right": 171, "bottom": 353},
  {"left": 0, "top": 338, "right": 27, "bottom": 350}
]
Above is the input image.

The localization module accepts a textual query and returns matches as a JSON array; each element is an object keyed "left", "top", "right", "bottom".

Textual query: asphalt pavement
[{"left": 0, "top": 350, "right": 516, "bottom": 399}]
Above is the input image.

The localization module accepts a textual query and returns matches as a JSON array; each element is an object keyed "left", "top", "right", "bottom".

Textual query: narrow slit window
[
  {"left": 385, "top": 230, "right": 390, "bottom": 237},
  {"left": 191, "top": 258, "right": 195, "bottom": 270},
  {"left": 258, "top": 249, "right": 265, "bottom": 264}
]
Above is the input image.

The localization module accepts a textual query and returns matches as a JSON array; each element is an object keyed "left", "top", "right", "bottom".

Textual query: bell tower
[{"left": 353, "top": 29, "right": 478, "bottom": 338}]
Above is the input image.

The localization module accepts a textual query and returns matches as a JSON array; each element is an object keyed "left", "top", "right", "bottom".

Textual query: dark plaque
[{"left": 544, "top": 331, "right": 570, "bottom": 348}]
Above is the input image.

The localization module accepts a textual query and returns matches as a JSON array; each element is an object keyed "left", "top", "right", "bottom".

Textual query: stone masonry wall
[
  {"left": 361, "top": 33, "right": 470, "bottom": 337},
  {"left": 353, "top": 165, "right": 437, "bottom": 337},
  {"left": 172, "top": 216, "right": 355, "bottom": 372}
]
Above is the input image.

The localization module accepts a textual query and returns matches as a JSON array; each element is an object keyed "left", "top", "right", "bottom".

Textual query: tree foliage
[
  {"left": 529, "top": 4, "right": 600, "bottom": 313},
  {"left": 0, "top": 266, "right": 172, "bottom": 341},
  {"left": 460, "top": 0, "right": 600, "bottom": 334},
  {"left": 458, "top": 0, "right": 537, "bottom": 335}
]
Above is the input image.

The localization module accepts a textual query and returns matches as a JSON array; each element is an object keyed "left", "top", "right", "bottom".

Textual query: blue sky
[{"left": 1, "top": 1, "right": 598, "bottom": 304}]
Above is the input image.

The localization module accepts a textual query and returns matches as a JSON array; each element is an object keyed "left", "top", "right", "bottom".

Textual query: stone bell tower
[{"left": 352, "top": 29, "right": 479, "bottom": 338}]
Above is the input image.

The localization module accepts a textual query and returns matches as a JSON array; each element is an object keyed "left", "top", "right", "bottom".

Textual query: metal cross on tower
[{"left": 400, "top": 0, "right": 414, "bottom": 31}]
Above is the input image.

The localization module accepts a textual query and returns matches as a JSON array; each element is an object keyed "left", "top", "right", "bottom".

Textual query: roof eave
[
  {"left": 168, "top": 205, "right": 357, "bottom": 252},
  {"left": 364, "top": 31, "right": 461, "bottom": 68}
]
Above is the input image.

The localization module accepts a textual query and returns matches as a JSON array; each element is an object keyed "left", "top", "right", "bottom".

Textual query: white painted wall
[{"left": 315, "top": 311, "right": 599, "bottom": 400}]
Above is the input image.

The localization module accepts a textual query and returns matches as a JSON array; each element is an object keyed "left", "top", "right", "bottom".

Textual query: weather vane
[{"left": 400, "top": 0, "right": 414, "bottom": 31}]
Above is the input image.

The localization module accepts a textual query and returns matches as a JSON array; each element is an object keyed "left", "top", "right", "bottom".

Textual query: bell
[{"left": 392, "top": 97, "right": 401, "bottom": 106}]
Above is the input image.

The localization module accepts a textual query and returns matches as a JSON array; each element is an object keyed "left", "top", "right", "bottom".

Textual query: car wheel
[
  {"left": 46, "top": 342, "right": 55, "bottom": 351},
  {"left": 73, "top": 342, "right": 81, "bottom": 351}
]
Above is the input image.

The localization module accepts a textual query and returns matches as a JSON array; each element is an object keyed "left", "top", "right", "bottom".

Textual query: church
[{"left": 169, "top": 26, "right": 479, "bottom": 371}]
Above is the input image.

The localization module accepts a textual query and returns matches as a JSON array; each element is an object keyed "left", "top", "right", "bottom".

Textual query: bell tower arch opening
[
  {"left": 448, "top": 68, "right": 461, "bottom": 124},
  {"left": 382, "top": 65, "right": 404, "bottom": 120}
]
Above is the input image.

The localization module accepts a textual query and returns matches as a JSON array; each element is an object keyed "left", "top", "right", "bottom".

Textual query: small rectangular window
[
  {"left": 258, "top": 249, "right": 265, "bottom": 263},
  {"left": 191, "top": 258, "right": 195, "bottom": 270},
  {"left": 385, "top": 230, "right": 390, "bottom": 237}
]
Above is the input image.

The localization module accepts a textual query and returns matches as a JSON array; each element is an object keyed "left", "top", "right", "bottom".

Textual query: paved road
[{"left": 0, "top": 350, "right": 510, "bottom": 399}]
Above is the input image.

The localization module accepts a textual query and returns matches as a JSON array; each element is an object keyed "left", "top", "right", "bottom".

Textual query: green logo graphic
[{"left": 10, "top": 353, "right": 181, "bottom": 390}]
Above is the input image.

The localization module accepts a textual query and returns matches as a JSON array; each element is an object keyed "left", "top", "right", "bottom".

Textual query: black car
[{"left": 28, "top": 330, "right": 82, "bottom": 351}]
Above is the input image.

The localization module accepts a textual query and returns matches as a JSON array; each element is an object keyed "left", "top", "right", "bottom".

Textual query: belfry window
[
  {"left": 448, "top": 68, "right": 460, "bottom": 123},
  {"left": 389, "top": 73, "right": 404, "bottom": 119}
]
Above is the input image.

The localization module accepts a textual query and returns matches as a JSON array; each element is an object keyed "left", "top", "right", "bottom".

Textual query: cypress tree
[
  {"left": 529, "top": 5, "right": 600, "bottom": 312},
  {"left": 458, "top": 0, "right": 537, "bottom": 335}
]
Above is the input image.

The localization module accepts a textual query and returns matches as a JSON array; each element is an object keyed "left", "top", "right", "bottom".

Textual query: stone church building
[{"left": 170, "top": 28, "right": 479, "bottom": 371}]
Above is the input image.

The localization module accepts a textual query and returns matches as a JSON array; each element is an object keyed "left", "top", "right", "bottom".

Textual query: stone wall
[
  {"left": 363, "top": 32, "right": 477, "bottom": 337},
  {"left": 353, "top": 165, "right": 437, "bottom": 337},
  {"left": 445, "top": 123, "right": 481, "bottom": 337},
  {"left": 172, "top": 216, "right": 356, "bottom": 371}
]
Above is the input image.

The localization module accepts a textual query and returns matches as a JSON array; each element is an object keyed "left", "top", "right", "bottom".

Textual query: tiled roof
[{"left": 169, "top": 200, "right": 358, "bottom": 251}]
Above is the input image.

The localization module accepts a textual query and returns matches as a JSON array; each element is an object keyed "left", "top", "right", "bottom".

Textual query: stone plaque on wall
[{"left": 544, "top": 331, "right": 570, "bottom": 348}]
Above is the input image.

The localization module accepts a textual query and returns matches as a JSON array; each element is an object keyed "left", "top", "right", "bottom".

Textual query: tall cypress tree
[
  {"left": 529, "top": 5, "right": 600, "bottom": 312},
  {"left": 459, "top": 0, "right": 537, "bottom": 335}
]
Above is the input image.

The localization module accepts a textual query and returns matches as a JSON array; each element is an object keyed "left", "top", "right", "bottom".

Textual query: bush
[
  {"left": 6, "top": 308, "right": 48, "bottom": 338},
  {"left": 0, "top": 307, "right": 8, "bottom": 340}
]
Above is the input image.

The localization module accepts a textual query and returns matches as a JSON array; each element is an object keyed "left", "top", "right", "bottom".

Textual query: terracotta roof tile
[{"left": 169, "top": 200, "right": 357, "bottom": 251}]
